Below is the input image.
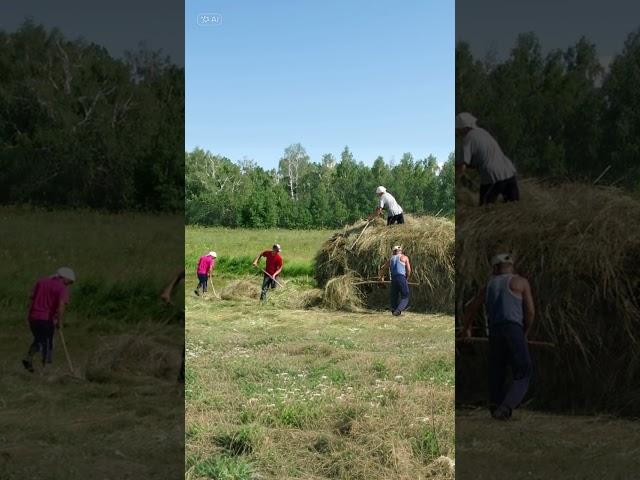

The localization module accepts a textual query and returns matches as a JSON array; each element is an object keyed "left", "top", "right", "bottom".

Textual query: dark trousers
[
  {"left": 260, "top": 274, "right": 277, "bottom": 301},
  {"left": 387, "top": 213, "right": 405, "bottom": 225},
  {"left": 488, "top": 322, "right": 532, "bottom": 412},
  {"left": 390, "top": 274, "right": 410, "bottom": 313},
  {"left": 27, "top": 320, "right": 55, "bottom": 365},
  {"left": 196, "top": 273, "right": 208, "bottom": 292},
  {"left": 479, "top": 176, "right": 520, "bottom": 205}
]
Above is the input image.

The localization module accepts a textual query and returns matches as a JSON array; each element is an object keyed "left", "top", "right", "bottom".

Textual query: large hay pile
[
  {"left": 456, "top": 179, "right": 640, "bottom": 414},
  {"left": 85, "top": 335, "right": 179, "bottom": 383},
  {"left": 315, "top": 215, "right": 455, "bottom": 313}
]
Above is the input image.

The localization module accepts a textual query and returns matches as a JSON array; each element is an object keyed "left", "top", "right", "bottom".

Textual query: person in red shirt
[
  {"left": 23, "top": 267, "right": 76, "bottom": 373},
  {"left": 252, "top": 244, "right": 283, "bottom": 301}
]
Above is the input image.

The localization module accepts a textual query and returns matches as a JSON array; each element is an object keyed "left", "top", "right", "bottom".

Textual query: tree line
[
  {"left": 0, "top": 21, "right": 184, "bottom": 211},
  {"left": 457, "top": 30, "right": 640, "bottom": 192},
  {"left": 186, "top": 145, "right": 454, "bottom": 229}
]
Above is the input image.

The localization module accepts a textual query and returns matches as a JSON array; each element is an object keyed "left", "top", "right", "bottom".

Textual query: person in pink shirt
[
  {"left": 194, "top": 251, "right": 217, "bottom": 296},
  {"left": 23, "top": 267, "right": 76, "bottom": 373}
]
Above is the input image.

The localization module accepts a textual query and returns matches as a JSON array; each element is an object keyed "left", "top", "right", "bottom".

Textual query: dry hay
[
  {"left": 315, "top": 215, "right": 455, "bottom": 313},
  {"left": 220, "top": 279, "right": 260, "bottom": 300},
  {"left": 456, "top": 179, "right": 640, "bottom": 414},
  {"left": 85, "top": 335, "right": 179, "bottom": 383}
]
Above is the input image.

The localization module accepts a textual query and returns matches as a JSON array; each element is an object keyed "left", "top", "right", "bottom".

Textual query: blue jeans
[
  {"left": 260, "top": 274, "right": 277, "bottom": 301},
  {"left": 488, "top": 322, "right": 532, "bottom": 412},
  {"left": 390, "top": 274, "right": 410, "bottom": 313},
  {"left": 196, "top": 274, "right": 208, "bottom": 292},
  {"left": 28, "top": 320, "right": 55, "bottom": 365}
]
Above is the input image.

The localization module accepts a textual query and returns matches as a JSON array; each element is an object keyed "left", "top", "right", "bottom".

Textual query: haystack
[
  {"left": 85, "top": 335, "right": 179, "bottom": 383},
  {"left": 315, "top": 215, "right": 455, "bottom": 312},
  {"left": 456, "top": 179, "right": 640, "bottom": 414}
]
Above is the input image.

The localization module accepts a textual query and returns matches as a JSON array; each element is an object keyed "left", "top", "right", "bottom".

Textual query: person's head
[
  {"left": 208, "top": 251, "right": 217, "bottom": 258},
  {"left": 272, "top": 243, "right": 282, "bottom": 253},
  {"left": 455, "top": 112, "right": 477, "bottom": 138},
  {"left": 55, "top": 267, "right": 76, "bottom": 286},
  {"left": 376, "top": 186, "right": 386, "bottom": 197},
  {"left": 491, "top": 253, "right": 514, "bottom": 274},
  {"left": 392, "top": 245, "right": 402, "bottom": 255}
]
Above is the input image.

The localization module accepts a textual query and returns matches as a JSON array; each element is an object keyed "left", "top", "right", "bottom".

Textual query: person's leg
[
  {"left": 395, "top": 275, "right": 410, "bottom": 313},
  {"left": 195, "top": 275, "right": 202, "bottom": 296},
  {"left": 260, "top": 275, "right": 270, "bottom": 301},
  {"left": 23, "top": 321, "right": 39, "bottom": 372},
  {"left": 389, "top": 277, "right": 399, "bottom": 312},
  {"left": 396, "top": 213, "right": 405, "bottom": 224},
  {"left": 479, "top": 184, "right": 490, "bottom": 205},
  {"left": 502, "top": 176, "right": 520, "bottom": 202},
  {"left": 500, "top": 324, "right": 532, "bottom": 412},
  {"left": 202, "top": 275, "right": 208, "bottom": 294},
  {"left": 487, "top": 328, "right": 508, "bottom": 413},
  {"left": 44, "top": 323, "right": 54, "bottom": 365},
  {"left": 481, "top": 182, "right": 502, "bottom": 205},
  {"left": 387, "top": 216, "right": 394, "bottom": 226}
]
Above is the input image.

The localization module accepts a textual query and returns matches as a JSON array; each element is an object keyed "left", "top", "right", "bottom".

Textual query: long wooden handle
[
  {"left": 354, "top": 280, "right": 420, "bottom": 286},
  {"left": 58, "top": 329, "right": 75, "bottom": 372},
  {"left": 456, "top": 336, "right": 555, "bottom": 348}
]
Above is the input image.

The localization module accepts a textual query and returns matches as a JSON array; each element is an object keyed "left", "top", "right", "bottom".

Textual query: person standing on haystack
[
  {"left": 194, "top": 251, "right": 217, "bottom": 296},
  {"left": 379, "top": 246, "right": 412, "bottom": 316},
  {"left": 368, "top": 186, "right": 404, "bottom": 225},
  {"left": 22, "top": 267, "right": 76, "bottom": 373},
  {"left": 455, "top": 112, "right": 520, "bottom": 205},
  {"left": 459, "top": 253, "right": 535, "bottom": 420},
  {"left": 252, "top": 244, "right": 283, "bottom": 302}
]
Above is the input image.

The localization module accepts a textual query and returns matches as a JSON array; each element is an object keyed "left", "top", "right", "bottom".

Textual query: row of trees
[
  {"left": 457, "top": 30, "right": 640, "bottom": 191},
  {"left": 186, "top": 145, "right": 454, "bottom": 229},
  {"left": 0, "top": 21, "right": 184, "bottom": 211}
]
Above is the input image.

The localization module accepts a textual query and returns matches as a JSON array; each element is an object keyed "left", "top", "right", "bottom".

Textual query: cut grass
[{"left": 185, "top": 298, "right": 455, "bottom": 479}]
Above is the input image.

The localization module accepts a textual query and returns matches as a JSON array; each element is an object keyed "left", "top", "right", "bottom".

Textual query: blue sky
[{"left": 186, "top": 0, "right": 454, "bottom": 169}]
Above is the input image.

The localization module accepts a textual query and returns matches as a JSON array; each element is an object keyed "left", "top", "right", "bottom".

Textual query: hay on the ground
[
  {"left": 456, "top": 179, "right": 640, "bottom": 414},
  {"left": 321, "top": 273, "right": 365, "bottom": 311},
  {"left": 220, "top": 279, "right": 260, "bottom": 300},
  {"left": 85, "top": 335, "right": 178, "bottom": 383},
  {"left": 315, "top": 215, "right": 454, "bottom": 313}
]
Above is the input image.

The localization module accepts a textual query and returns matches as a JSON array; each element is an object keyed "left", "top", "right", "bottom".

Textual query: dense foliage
[
  {"left": 185, "top": 146, "right": 454, "bottom": 228},
  {"left": 457, "top": 30, "right": 640, "bottom": 191},
  {"left": 0, "top": 21, "right": 184, "bottom": 211}
]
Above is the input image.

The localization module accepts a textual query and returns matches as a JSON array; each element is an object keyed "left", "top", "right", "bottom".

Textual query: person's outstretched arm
[
  {"left": 459, "top": 287, "right": 485, "bottom": 338},
  {"left": 252, "top": 252, "right": 263, "bottom": 268}
]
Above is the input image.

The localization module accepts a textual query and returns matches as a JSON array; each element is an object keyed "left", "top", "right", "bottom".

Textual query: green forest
[
  {"left": 185, "top": 146, "right": 454, "bottom": 229},
  {"left": 457, "top": 30, "right": 640, "bottom": 191},
  {"left": 0, "top": 21, "right": 184, "bottom": 212}
]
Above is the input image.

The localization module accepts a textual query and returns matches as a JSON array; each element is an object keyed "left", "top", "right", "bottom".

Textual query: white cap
[
  {"left": 491, "top": 253, "right": 514, "bottom": 266},
  {"left": 273, "top": 244, "right": 281, "bottom": 251},
  {"left": 208, "top": 251, "right": 217, "bottom": 257},
  {"left": 376, "top": 186, "right": 386, "bottom": 194},
  {"left": 392, "top": 245, "right": 402, "bottom": 252},
  {"left": 455, "top": 112, "right": 477, "bottom": 129},
  {"left": 56, "top": 267, "right": 76, "bottom": 282}
]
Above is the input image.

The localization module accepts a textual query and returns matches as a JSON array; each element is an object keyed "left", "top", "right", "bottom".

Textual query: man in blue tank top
[
  {"left": 379, "top": 245, "right": 412, "bottom": 316},
  {"left": 459, "top": 253, "right": 535, "bottom": 419}
]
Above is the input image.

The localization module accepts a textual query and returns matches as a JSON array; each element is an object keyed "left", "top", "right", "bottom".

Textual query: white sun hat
[
  {"left": 455, "top": 112, "right": 477, "bottom": 129},
  {"left": 376, "top": 186, "right": 386, "bottom": 194},
  {"left": 208, "top": 251, "right": 217, "bottom": 257},
  {"left": 491, "top": 253, "right": 514, "bottom": 266},
  {"left": 56, "top": 267, "right": 76, "bottom": 282},
  {"left": 273, "top": 244, "right": 282, "bottom": 251},
  {"left": 392, "top": 245, "right": 402, "bottom": 252}
]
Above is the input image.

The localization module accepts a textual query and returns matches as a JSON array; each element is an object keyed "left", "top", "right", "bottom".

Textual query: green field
[
  {"left": 185, "top": 227, "right": 455, "bottom": 479},
  {"left": 0, "top": 208, "right": 184, "bottom": 479},
  {"left": 185, "top": 226, "right": 335, "bottom": 280}
]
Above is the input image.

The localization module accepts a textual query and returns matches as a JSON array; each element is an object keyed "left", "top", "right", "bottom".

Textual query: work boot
[
  {"left": 22, "top": 357, "right": 34, "bottom": 373},
  {"left": 491, "top": 405, "right": 512, "bottom": 420},
  {"left": 392, "top": 310, "right": 401, "bottom": 316}
]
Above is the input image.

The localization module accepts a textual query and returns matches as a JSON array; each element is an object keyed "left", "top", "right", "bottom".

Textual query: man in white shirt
[
  {"left": 455, "top": 112, "right": 520, "bottom": 205},
  {"left": 369, "top": 186, "right": 404, "bottom": 225}
]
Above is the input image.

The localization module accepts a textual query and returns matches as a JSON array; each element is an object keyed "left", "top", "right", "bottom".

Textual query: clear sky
[{"left": 186, "top": 0, "right": 454, "bottom": 170}]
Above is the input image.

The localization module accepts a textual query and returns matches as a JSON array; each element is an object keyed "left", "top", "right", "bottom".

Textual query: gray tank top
[{"left": 485, "top": 274, "right": 524, "bottom": 327}]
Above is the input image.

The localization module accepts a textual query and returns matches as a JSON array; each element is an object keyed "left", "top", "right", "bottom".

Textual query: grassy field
[
  {"left": 185, "top": 226, "right": 335, "bottom": 280},
  {"left": 456, "top": 408, "right": 640, "bottom": 479},
  {"left": 185, "top": 227, "right": 455, "bottom": 479},
  {"left": 0, "top": 208, "right": 184, "bottom": 479}
]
